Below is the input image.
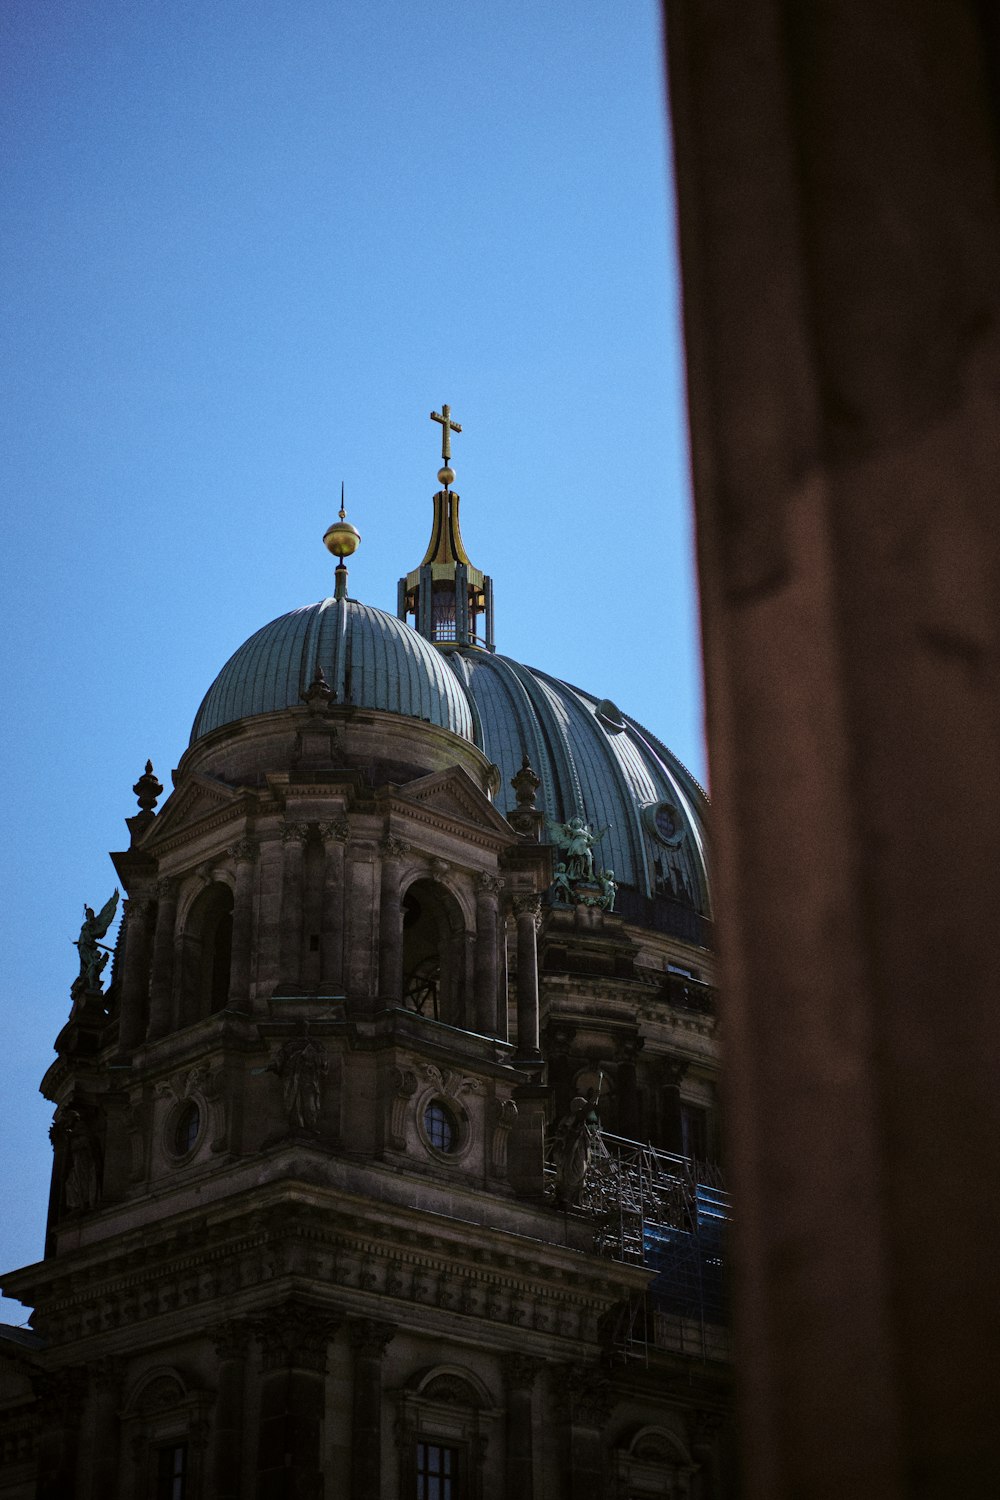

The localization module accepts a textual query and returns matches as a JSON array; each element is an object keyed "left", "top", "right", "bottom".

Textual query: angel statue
[
  {"left": 73, "top": 889, "right": 120, "bottom": 991},
  {"left": 547, "top": 815, "right": 608, "bottom": 883}
]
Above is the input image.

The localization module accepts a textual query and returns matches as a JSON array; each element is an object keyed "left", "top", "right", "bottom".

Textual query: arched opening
[
  {"left": 401, "top": 879, "right": 468, "bottom": 1029},
  {"left": 179, "top": 883, "right": 234, "bottom": 1026}
]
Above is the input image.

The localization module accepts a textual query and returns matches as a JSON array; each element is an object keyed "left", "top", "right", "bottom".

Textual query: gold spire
[{"left": 430, "top": 403, "right": 462, "bottom": 488}]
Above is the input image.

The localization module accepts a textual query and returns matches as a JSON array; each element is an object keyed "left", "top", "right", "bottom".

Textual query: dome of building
[
  {"left": 189, "top": 458, "right": 711, "bottom": 937},
  {"left": 190, "top": 595, "right": 477, "bottom": 745}
]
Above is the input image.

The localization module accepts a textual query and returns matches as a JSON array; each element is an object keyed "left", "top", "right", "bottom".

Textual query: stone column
[
  {"left": 33, "top": 1367, "right": 86, "bottom": 1500},
  {"left": 378, "top": 837, "right": 409, "bottom": 1005},
  {"left": 502, "top": 1354, "right": 541, "bottom": 1499},
  {"left": 349, "top": 1318, "right": 396, "bottom": 1500},
  {"left": 253, "top": 1299, "right": 339, "bottom": 1500},
  {"left": 345, "top": 844, "right": 377, "bottom": 1009},
  {"left": 117, "top": 894, "right": 153, "bottom": 1053},
  {"left": 254, "top": 837, "right": 284, "bottom": 998},
  {"left": 213, "top": 1320, "right": 250, "bottom": 1500},
  {"left": 658, "top": 1058, "right": 688, "bottom": 1157},
  {"left": 615, "top": 1038, "right": 643, "bottom": 1142},
  {"left": 82, "top": 1358, "right": 122, "bottom": 1500},
  {"left": 227, "top": 838, "right": 257, "bottom": 1012},
  {"left": 475, "top": 873, "right": 504, "bottom": 1036},
  {"left": 552, "top": 1362, "right": 611, "bottom": 1500},
  {"left": 147, "top": 876, "right": 179, "bottom": 1040},
  {"left": 279, "top": 823, "right": 309, "bottom": 987},
  {"left": 319, "top": 818, "right": 348, "bottom": 993},
  {"left": 512, "top": 894, "right": 542, "bottom": 1061}
]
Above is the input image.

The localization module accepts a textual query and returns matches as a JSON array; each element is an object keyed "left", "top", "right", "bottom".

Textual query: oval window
[
  {"left": 424, "top": 1100, "right": 458, "bottom": 1154},
  {"left": 172, "top": 1101, "right": 201, "bottom": 1157}
]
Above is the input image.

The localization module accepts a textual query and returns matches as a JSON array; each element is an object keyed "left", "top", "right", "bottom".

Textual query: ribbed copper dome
[{"left": 190, "top": 597, "right": 476, "bottom": 744}]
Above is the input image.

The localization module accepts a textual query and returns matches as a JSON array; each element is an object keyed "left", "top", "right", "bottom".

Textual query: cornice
[{"left": 10, "top": 1189, "right": 653, "bottom": 1364}]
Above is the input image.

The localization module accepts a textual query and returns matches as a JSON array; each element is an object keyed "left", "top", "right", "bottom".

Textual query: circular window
[
  {"left": 171, "top": 1101, "right": 201, "bottom": 1158},
  {"left": 423, "top": 1100, "right": 458, "bottom": 1154},
  {"left": 644, "top": 800, "right": 685, "bottom": 847}
]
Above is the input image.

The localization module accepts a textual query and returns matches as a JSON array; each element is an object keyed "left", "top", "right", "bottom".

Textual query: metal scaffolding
[{"left": 547, "top": 1131, "right": 732, "bottom": 1364}]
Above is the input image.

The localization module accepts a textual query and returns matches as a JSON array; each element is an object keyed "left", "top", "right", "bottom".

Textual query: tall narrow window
[
  {"left": 416, "top": 1440, "right": 459, "bottom": 1500},
  {"left": 156, "top": 1441, "right": 188, "bottom": 1500}
]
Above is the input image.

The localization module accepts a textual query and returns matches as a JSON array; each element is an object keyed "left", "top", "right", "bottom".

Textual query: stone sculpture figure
[
  {"left": 268, "top": 1037, "right": 329, "bottom": 1132},
  {"left": 550, "top": 862, "right": 574, "bottom": 907},
  {"left": 73, "top": 889, "right": 120, "bottom": 991},
  {"left": 550, "top": 1081, "right": 606, "bottom": 1208},
  {"left": 59, "top": 1109, "right": 100, "bottom": 1212},
  {"left": 597, "top": 868, "right": 617, "bottom": 912}
]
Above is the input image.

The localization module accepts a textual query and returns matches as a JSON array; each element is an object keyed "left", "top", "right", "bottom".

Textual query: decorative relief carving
[
  {"left": 421, "top": 1063, "right": 481, "bottom": 1098},
  {"left": 281, "top": 822, "right": 311, "bottom": 845},
  {"left": 490, "top": 1096, "right": 517, "bottom": 1174},
  {"left": 380, "top": 835, "right": 411, "bottom": 860},
  {"left": 477, "top": 872, "right": 505, "bottom": 896},
  {"left": 389, "top": 1068, "right": 418, "bottom": 1150},
  {"left": 228, "top": 837, "right": 258, "bottom": 864}
]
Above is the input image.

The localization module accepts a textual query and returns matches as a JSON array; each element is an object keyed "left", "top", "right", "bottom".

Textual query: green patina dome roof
[{"left": 190, "top": 596, "right": 476, "bottom": 744}]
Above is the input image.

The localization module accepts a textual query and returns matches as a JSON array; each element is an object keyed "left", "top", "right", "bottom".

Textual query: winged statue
[
  {"left": 547, "top": 815, "right": 608, "bottom": 882},
  {"left": 73, "top": 888, "right": 120, "bottom": 991}
]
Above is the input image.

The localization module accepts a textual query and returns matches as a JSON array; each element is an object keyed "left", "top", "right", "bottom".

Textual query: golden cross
[{"left": 430, "top": 404, "right": 462, "bottom": 462}]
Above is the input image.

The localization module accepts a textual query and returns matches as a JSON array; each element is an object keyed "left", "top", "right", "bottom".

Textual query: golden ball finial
[
  {"left": 323, "top": 484, "right": 361, "bottom": 559},
  {"left": 438, "top": 465, "right": 455, "bottom": 488}
]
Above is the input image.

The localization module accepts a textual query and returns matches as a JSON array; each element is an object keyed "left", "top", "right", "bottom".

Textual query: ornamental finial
[
  {"left": 430, "top": 404, "right": 462, "bottom": 489},
  {"left": 323, "top": 483, "right": 361, "bottom": 601}
]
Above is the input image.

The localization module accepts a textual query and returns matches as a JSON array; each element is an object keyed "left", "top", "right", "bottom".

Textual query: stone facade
[{"left": 1, "top": 692, "right": 730, "bottom": 1496}]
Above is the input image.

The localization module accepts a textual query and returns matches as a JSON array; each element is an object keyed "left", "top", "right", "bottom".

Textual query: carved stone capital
[
  {"left": 253, "top": 1300, "right": 340, "bottom": 1373},
  {"left": 477, "top": 871, "right": 505, "bottom": 896},
  {"left": 380, "top": 835, "right": 411, "bottom": 861},
  {"left": 156, "top": 876, "right": 178, "bottom": 901},
  {"left": 348, "top": 1317, "right": 397, "bottom": 1360},
  {"left": 512, "top": 891, "right": 542, "bottom": 926},
  {"left": 318, "top": 817, "right": 350, "bottom": 844},
  {"left": 90, "top": 1355, "right": 125, "bottom": 1398},
  {"left": 692, "top": 1406, "right": 727, "bottom": 1447},
  {"left": 658, "top": 1057, "right": 689, "bottom": 1088},
  {"left": 122, "top": 896, "right": 154, "bottom": 921},
  {"left": 212, "top": 1318, "right": 252, "bottom": 1363},
  {"left": 501, "top": 1352, "right": 544, "bottom": 1392},
  {"left": 550, "top": 1363, "right": 613, "bottom": 1429},
  {"left": 281, "top": 822, "right": 311, "bottom": 846},
  {"left": 228, "top": 837, "right": 258, "bottom": 864}
]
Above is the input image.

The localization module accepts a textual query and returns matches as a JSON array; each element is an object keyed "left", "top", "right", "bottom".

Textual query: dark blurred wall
[{"left": 664, "top": 5, "right": 1000, "bottom": 1496}]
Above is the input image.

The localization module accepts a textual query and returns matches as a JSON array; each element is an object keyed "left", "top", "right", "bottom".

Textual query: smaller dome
[{"left": 190, "top": 597, "right": 475, "bottom": 744}]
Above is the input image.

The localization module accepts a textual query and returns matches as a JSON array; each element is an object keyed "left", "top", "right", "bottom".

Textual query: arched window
[
  {"left": 179, "top": 883, "right": 234, "bottom": 1026},
  {"left": 397, "top": 1366, "right": 496, "bottom": 1500},
  {"left": 401, "top": 880, "right": 469, "bottom": 1028}
]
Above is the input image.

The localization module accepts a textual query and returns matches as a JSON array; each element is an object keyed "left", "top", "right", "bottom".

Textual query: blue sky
[{"left": 0, "top": 0, "right": 701, "bottom": 1319}]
